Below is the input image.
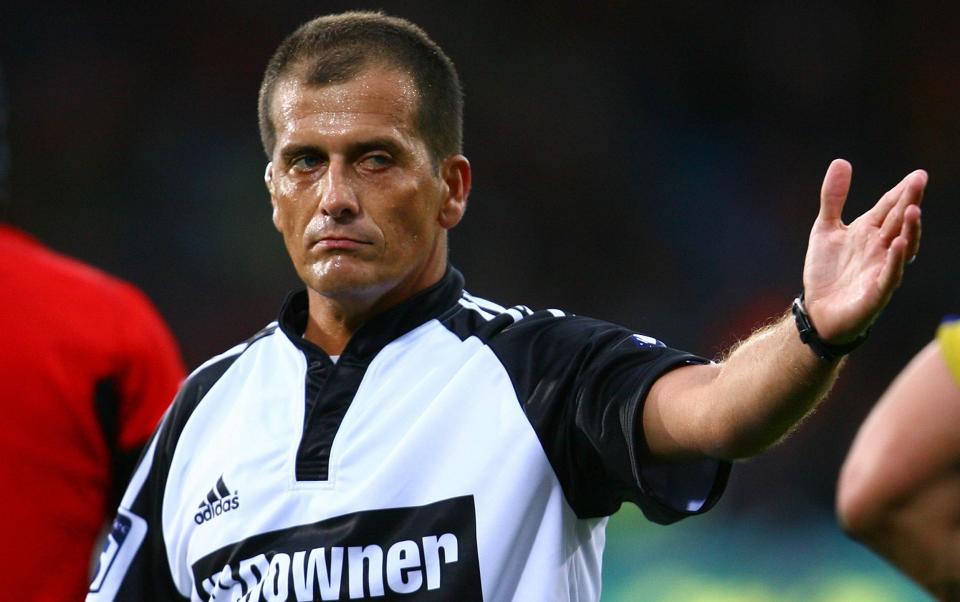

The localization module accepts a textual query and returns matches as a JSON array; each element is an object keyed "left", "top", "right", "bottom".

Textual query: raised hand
[{"left": 802, "top": 159, "right": 926, "bottom": 344}]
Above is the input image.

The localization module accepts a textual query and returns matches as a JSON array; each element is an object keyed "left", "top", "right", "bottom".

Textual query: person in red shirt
[{"left": 0, "top": 65, "right": 185, "bottom": 600}]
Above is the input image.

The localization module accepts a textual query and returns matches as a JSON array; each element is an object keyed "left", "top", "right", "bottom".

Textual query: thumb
[{"left": 819, "top": 159, "right": 852, "bottom": 225}]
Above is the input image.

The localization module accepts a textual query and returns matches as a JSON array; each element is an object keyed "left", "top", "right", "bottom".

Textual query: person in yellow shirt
[{"left": 838, "top": 316, "right": 960, "bottom": 601}]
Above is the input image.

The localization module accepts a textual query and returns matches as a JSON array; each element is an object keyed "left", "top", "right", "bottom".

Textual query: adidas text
[{"left": 195, "top": 494, "right": 240, "bottom": 525}]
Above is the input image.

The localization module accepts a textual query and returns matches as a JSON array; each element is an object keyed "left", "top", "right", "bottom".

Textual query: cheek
[
  {"left": 273, "top": 198, "right": 309, "bottom": 253},
  {"left": 387, "top": 178, "right": 441, "bottom": 234},
  {"left": 381, "top": 199, "right": 434, "bottom": 252},
  {"left": 272, "top": 201, "right": 293, "bottom": 235},
  {"left": 274, "top": 182, "right": 314, "bottom": 228}
]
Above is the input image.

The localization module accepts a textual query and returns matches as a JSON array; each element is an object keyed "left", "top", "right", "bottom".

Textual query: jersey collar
[{"left": 278, "top": 266, "right": 465, "bottom": 364}]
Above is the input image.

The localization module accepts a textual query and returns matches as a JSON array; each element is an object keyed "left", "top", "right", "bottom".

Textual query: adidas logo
[{"left": 193, "top": 475, "right": 240, "bottom": 525}]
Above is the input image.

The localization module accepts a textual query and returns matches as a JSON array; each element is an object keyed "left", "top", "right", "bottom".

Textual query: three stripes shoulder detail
[{"left": 458, "top": 291, "right": 566, "bottom": 323}]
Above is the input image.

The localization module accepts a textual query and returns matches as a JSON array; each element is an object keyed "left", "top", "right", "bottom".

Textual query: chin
[{"left": 302, "top": 263, "right": 387, "bottom": 299}]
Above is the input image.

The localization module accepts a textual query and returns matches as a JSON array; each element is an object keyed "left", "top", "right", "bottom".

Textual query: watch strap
[{"left": 791, "top": 294, "right": 869, "bottom": 361}]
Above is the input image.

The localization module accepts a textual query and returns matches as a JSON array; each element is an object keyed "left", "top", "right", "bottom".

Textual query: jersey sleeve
[
  {"left": 487, "top": 312, "right": 730, "bottom": 523},
  {"left": 87, "top": 408, "right": 187, "bottom": 601},
  {"left": 113, "top": 284, "right": 185, "bottom": 452},
  {"left": 936, "top": 315, "right": 960, "bottom": 387},
  {"left": 93, "top": 284, "right": 184, "bottom": 515},
  {"left": 89, "top": 345, "right": 246, "bottom": 601}
]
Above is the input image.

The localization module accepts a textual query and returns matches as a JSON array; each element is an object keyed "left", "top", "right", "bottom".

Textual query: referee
[{"left": 90, "top": 12, "right": 926, "bottom": 601}]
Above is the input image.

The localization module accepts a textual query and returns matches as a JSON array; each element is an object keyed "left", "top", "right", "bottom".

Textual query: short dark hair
[{"left": 258, "top": 11, "right": 463, "bottom": 165}]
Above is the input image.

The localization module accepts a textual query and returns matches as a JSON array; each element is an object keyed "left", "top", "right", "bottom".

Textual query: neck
[
  {"left": 303, "top": 258, "right": 448, "bottom": 356},
  {"left": 304, "top": 290, "right": 384, "bottom": 356}
]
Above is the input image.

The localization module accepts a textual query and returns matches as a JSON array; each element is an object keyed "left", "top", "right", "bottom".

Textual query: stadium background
[{"left": 2, "top": 3, "right": 957, "bottom": 600}]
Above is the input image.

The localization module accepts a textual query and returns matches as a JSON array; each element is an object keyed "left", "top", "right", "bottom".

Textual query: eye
[
  {"left": 291, "top": 155, "right": 323, "bottom": 172},
  {"left": 359, "top": 153, "right": 393, "bottom": 170}
]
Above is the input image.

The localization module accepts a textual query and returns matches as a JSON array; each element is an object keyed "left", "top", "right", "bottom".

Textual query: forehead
[{"left": 271, "top": 67, "right": 420, "bottom": 147}]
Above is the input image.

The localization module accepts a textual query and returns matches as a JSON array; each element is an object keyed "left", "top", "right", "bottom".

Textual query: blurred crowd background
[{"left": 2, "top": 2, "right": 956, "bottom": 599}]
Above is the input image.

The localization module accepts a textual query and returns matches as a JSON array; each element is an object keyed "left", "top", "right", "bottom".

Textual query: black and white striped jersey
[{"left": 88, "top": 268, "right": 730, "bottom": 602}]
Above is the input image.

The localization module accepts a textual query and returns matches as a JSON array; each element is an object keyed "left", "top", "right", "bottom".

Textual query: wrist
[{"left": 791, "top": 293, "right": 869, "bottom": 361}]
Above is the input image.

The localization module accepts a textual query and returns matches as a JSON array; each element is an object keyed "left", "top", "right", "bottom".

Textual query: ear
[
  {"left": 264, "top": 162, "right": 281, "bottom": 231},
  {"left": 437, "top": 155, "right": 471, "bottom": 230}
]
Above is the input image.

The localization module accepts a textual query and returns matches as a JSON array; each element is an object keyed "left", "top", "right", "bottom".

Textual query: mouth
[{"left": 311, "top": 236, "right": 372, "bottom": 251}]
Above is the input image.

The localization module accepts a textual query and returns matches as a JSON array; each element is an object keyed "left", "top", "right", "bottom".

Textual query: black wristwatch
[{"left": 791, "top": 293, "right": 869, "bottom": 361}]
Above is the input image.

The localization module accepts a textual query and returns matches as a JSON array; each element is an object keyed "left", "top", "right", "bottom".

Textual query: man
[
  {"left": 0, "top": 65, "right": 186, "bottom": 599},
  {"left": 89, "top": 12, "right": 926, "bottom": 601},
  {"left": 837, "top": 316, "right": 960, "bottom": 600}
]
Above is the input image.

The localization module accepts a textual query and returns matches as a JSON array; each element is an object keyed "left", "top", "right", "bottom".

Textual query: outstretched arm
[
  {"left": 642, "top": 160, "right": 926, "bottom": 460},
  {"left": 837, "top": 336, "right": 960, "bottom": 601}
]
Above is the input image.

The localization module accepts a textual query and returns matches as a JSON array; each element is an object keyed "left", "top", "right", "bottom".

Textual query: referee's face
[{"left": 265, "top": 65, "right": 469, "bottom": 315}]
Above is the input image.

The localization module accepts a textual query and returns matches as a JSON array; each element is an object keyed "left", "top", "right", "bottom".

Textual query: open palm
[{"left": 802, "top": 159, "right": 926, "bottom": 344}]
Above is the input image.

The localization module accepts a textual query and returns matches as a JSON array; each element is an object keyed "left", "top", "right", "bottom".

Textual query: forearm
[
  {"left": 643, "top": 162, "right": 925, "bottom": 462},
  {"left": 645, "top": 311, "right": 844, "bottom": 460},
  {"left": 706, "top": 312, "right": 843, "bottom": 458}
]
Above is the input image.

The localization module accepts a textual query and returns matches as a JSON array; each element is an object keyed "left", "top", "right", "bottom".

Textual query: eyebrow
[
  {"left": 351, "top": 137, "right": 407, "bottom": 159},
  {"left": 278, "top": 143, "right": 324, "bottom": 166},
  {"left": 278, "top": 137, "right": 409, "bottom": 166}
]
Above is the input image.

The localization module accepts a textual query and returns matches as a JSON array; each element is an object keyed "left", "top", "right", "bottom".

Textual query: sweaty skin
[
  {"left": 265, "top": 65, "right": 931, "bottom": 470},
  {"left": 838, "top": 337, "right": 960, "bottom": 600},
  {"left": 265, "top": 65, "right": 470, "bottom": 354},
  {"left": 643, "top": 162, "right": 926, "bottom": 461}
]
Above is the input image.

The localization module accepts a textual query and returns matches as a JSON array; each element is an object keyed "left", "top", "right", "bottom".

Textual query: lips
[{"left": 311, "top": 235, "right": 371, "bottom": 251}]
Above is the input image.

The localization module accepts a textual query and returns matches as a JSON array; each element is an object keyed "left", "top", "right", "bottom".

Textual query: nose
[{"left": 318, "top": 158, "right": 360, "bottom": 220}]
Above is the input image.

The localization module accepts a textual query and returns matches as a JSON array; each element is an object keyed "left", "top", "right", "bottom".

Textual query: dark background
[{"left": 2, "top": 0, "right": 957, "bottom": 585}]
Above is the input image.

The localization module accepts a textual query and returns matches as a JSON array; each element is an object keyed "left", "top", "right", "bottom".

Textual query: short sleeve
[
  {"left": 90, "top": 347, "right": 241, "bottom": 600},
  {"left": 488, "top": 313, "right": 730, "bottom": 523},
  {"left": 88, "top": 413, "right": 184, "bottom": 601},
  {"left": 936, "top": 315, "right": 960, "bottom": 387},
  {"left": 113, "top": 285, "right": 185, "bottom": 452}
]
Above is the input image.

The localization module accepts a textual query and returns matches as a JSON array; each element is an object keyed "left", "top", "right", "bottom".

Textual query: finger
[
  {"left": 818, "top": 158, "right": 852, "bottom": 225},
  {"left": 863, "top": 169, "right": 928, "bottom": 227},
  {"left": 877, "top": 235, "right": 909, "bottom": 299},
  {"left": 902, "top": 204, "right": 922, "bottom": 261},
  {"left": 862, "top": 178, "right": 908, "bottom": 227},
  {"left": 908, "top": 169, "right": 929, "bottom": 206},
  {"left": 880, "top": 171, "right": 927, "bottom": 242},
  {"left": 878, "top": 199, "right": 905, "bottom": 243}
]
